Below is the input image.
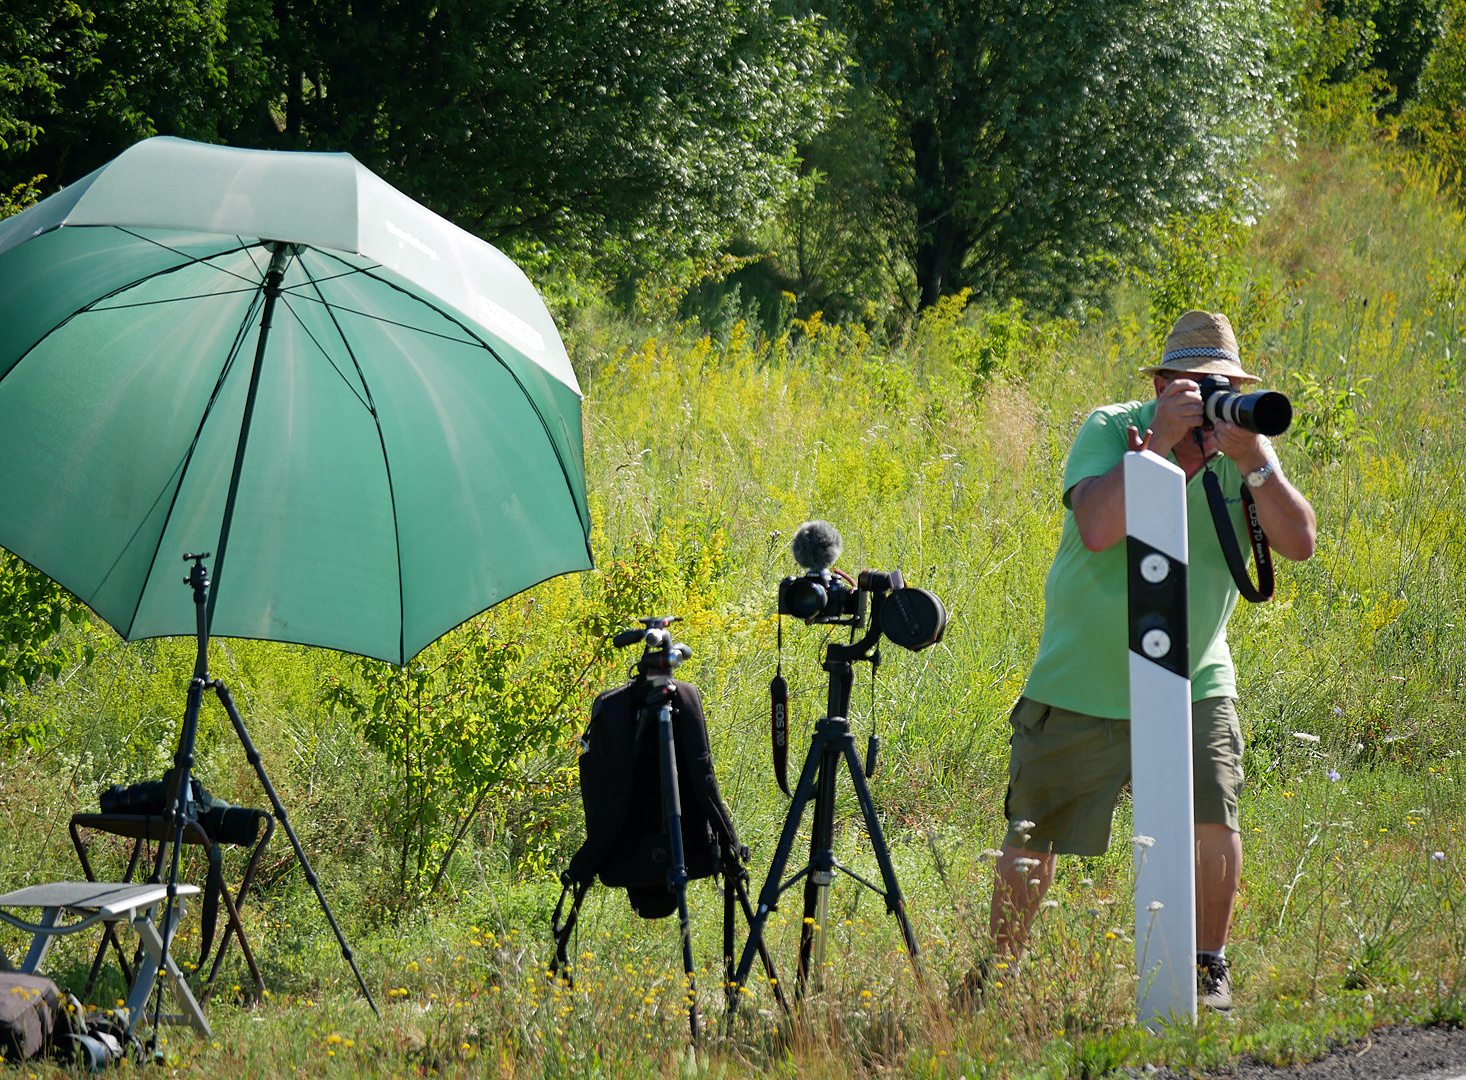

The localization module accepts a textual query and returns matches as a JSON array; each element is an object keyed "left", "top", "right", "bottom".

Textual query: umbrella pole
[{"left": 147, "top": 554, "right": 214, "bottom": 1055}]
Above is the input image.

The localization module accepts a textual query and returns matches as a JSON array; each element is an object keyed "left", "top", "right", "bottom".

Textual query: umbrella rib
[
  {"left": 278, "top": 263, "right": 383, "bottom": 290},
  {"left": 273, "top": 292, "right": 372, "bottom": 412},
  {"left": 281, "top": 291, "right": 482, "bottom": 347},
  {"left": 87, "top": 287, "right": 263, "bottom": 311},
  {"left": 112, "top": 228, "right": 276, "bottom": 291},
  {"left": 1, "top": 238, "right": 266, "bottom": 391},
  {"left": 313, "top": 250, "right": 591, "bottom": 540},
  {"left": 296, "top": 256, "right": 408, "bottom": 665},
  {"left": 109, "top": 288, "right": 269, "bottom": 636}
]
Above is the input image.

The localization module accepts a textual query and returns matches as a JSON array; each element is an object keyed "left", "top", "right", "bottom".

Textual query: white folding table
[{"left": 0, "top": 881, "right": 211, "bottom": 1037}]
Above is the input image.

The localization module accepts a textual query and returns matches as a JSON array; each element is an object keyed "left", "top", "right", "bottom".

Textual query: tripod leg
[
  {"left": 652, "top": 695, "right": 699, "bottom": 1040},
  {"left": 798, "top": 744, "right": 840, "bottom": 993},
  {"left": 728, "top": 729, "right": 825, "bottom": 1013},
  {"left": 840, "top": 738, "right": 923, "bottom": 977},
  {"left": 734, "top": 879, "right": 789, "bottom": 1013},
  {"left": 214, "top": 681, "right": 381, "bottom": 1018}
]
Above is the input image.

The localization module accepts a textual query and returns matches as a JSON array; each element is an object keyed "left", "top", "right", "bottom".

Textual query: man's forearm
[
  {"left": 1069, "top": 462, "right": 1128, "bottom": 552},
  {"left": 1250, "top": 473, "right": 1316, "bottom": 561}
]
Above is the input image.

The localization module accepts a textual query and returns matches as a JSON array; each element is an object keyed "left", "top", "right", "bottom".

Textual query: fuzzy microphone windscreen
[{"left": 791, "top": 520, "right": 843, "bottom": 570}]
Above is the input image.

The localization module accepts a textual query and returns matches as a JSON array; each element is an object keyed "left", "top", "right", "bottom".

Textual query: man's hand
[
  {"left": 1147, "top": 377, "right": 1203, "bottom": 457},
  {"left": 1126, "top": 426, "right": 1152, "bottom": 452},
  {"left": 1210, "top": 420, "right": 1269, "bottom": 473}
]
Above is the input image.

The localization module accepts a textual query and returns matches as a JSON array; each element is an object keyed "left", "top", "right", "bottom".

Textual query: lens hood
[{"left": 880, "top": 587, "right": 948, "bottom": 651}]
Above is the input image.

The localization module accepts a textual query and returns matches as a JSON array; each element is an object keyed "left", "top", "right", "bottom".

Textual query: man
[{"left": 986, "top": 310, "right": 1316, "bottom": 1010}]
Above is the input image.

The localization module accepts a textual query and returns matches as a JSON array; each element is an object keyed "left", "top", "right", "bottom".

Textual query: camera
[
  {"left": 778, "top": 569, "right": 863, "bottom": 625},
  {"left": 779, "top": 521, "right": 948, "bottom": 651},
  {"left": 1197, "top": 374, "right": 1292, "bottom": 436},
  {"left": 614, "top": 616, "right": 692, "bottom": 677}
]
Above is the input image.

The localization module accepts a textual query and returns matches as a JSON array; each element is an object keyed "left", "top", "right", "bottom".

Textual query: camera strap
[
  {"left": 1202, "top": 464, "right": 1274, "bottom": 603},
  {"left": 770, "top": 618, "right": 790, "bottom": 797}
]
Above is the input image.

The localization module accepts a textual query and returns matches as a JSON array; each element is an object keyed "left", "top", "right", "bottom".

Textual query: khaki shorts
[{"left": 1002, "top": 696, "right": 1244, "bottom": 856}]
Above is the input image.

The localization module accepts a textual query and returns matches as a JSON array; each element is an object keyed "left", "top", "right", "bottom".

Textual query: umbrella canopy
[{"left": 0, "top": 137, "right": 593, "bottom": 664}]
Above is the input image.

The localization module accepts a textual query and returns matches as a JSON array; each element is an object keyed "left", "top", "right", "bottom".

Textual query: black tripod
[
  {"left": 147, "top": 554, "right": 378, "bottom": 1041},
  {"left": 728, "top": 596, "right": 922, "bottom": 1012},
  {"left": 551, "top": 619, "right": 786, "bottom": 1040}
]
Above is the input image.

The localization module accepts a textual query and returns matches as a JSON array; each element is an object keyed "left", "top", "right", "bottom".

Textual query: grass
[{"left": 5, "top": 136, "right": 1466, "bottom": 1076}]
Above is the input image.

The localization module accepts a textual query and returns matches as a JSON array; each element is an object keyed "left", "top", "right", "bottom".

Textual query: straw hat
[{"left": 1139, "top": 310, "right": 1261, "bottom": 384}]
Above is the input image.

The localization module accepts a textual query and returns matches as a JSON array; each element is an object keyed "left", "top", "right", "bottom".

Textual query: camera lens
[
  {"left": 784, "top": 577, "right": 828, "bottom": 620},
  {"left": 1231, "top": 390, "right": 1292, "bottom": 436}
]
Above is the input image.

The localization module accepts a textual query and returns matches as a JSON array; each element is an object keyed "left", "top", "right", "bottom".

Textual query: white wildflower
[
  {"left": 1147, "top": 901, "right": 1164, "bottom": 912},
  {"left": 1293, "top": 731, "right": 1320, "bottom": 743},
  {"left": 1131, "top": 835, "right": 1155, "bottom": 849}
]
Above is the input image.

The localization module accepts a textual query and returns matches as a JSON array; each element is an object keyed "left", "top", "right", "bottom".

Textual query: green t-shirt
[{"left": 1021, "top": 398, "right": 1256, "bottom": 719}]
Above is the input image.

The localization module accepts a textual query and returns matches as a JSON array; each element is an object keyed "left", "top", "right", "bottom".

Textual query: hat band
[{"left": 1161, "top": 346, "right": 1239, "bottom": 365}]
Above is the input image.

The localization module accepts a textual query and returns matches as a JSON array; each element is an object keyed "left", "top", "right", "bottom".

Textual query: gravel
[{"left": 1142, "top": 1025, "right": 1466, "bottom": 1080}]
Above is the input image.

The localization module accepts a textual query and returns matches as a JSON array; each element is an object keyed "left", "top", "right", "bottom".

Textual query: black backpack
[
  {"left": 551, "top": 676, "right": 748, "bottom": 969},
  {"left": 564, "top": 677, "right": 742, "bottom": 916}
]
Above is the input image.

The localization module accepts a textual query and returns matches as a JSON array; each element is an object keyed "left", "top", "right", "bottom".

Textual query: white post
[{"left": 1125, "top": 449, "right": 1197, "bottom": 1029}]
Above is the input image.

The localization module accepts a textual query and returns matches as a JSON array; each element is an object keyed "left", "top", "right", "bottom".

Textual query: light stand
[{"left": 148, "top": 554, "right": 378, "bottom": 1045}]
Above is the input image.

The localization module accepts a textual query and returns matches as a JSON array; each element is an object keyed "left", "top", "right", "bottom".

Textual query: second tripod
[{"left": 729, "top": 585, "right": 927, "bottom": 1011}]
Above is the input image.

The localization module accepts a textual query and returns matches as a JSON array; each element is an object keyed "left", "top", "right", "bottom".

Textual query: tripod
[
  {"left": 552, "top": 620, "right": 786, "bottom": 1040},
  {"left": 147, "top": 554, "right": 378, "bottom": 1039},
  {"left": 728, "top": 598, "right": 923, "bottom": 1012}
]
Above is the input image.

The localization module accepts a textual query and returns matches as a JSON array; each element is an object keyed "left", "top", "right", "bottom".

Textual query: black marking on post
[{"left": 1127, "top": 537, "right": 1188, "bottom": 679}]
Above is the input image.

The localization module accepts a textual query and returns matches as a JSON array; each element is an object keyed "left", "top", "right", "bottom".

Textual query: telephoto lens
[{"left": 1197, "top": 374, "right": 1292, "bottom": 436}]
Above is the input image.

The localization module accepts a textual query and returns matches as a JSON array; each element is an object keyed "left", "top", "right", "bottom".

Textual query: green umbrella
[{"left": 0, "top": 136, "right": 593, "bottom": 664}]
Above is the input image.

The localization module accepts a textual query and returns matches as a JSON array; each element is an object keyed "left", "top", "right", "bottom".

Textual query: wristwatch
[{"left": 1244, "top": 459, "right": 1275, "bottom": 488}]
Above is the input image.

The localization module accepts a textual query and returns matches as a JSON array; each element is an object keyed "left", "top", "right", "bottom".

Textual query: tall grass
[{"left": 4, "top": 139, "right": 1466, "bottom": 1077}]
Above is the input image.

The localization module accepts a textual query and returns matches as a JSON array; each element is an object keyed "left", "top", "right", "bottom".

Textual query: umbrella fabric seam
[
  {"left": 114, "top": 282, "right": 269, "bottom": 637},
  {"left": 314, "top": 249, "right": 592, "bottom": 540},
  {"left": 297, "top": 254, "right": 408, "bottom": 664},
  {"left": 0, "top": 232, "right": 260, "bottom": 388}
]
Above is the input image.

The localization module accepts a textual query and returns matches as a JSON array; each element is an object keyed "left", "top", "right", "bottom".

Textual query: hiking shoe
[{"left": 1197, "top": 953, "right": 1232, "bottom": 1011}]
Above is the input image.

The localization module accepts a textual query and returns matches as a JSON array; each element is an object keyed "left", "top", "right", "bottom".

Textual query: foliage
[
  {"left": 832, "top": 0, "right": 1291, "bottom": 311},
  {"left": 0, "top": 0, "right": 843, "bottom": 278},
  {"left": 320, "top": 618, "right": 581, "bottom": 912},
  {"left": 0, "top": 0, "right": 269, "bottom": 187},
  {"left": 1399, "top": 0, "right": 1466, "bottom": 186},
  {"left": 0, "top": 551, "right": 94, "bottom": 750}
]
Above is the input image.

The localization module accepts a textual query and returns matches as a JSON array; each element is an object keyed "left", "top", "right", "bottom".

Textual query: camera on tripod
[
  {"left": 1197, "top": 374, "right": 1292, "bottom": 436},
  {"left": 777, "top": 521, "right": 947, "bottom": 651},
  {"left": 614, "top": 616, "right": 692, "bottom": 678}
]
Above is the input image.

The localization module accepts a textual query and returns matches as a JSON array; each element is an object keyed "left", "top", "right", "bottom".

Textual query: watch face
[{"left": 1246, "top": 465, "right": 1271, "bottom": 488}]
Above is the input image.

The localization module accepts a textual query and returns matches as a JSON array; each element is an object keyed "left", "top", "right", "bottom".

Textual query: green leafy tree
[
  {"left": 0, "top": 0, "right": 271, "bottom": 188},
  {"left": 1401, "top": 0, "right": 1466, "bottom": 184},
  {"left": 2, "top": 0, "right": 842, "bottom": 276},
  {"left": 829, "top": 0, "right": 1290, "bottom": 310},
  {"left": 239, "top": 0, "right": 840, "bottom": 270}
]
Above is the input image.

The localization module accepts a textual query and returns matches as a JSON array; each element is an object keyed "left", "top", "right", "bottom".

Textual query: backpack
[
  {"left": 551, "top": 676, "right": 747, "bottom": 966},
  {"left": 564, "top": 677, "right": 743, "bottom": 916},
  {"left": 0, "top": 972, "right": 128, "bottom": 1070}
]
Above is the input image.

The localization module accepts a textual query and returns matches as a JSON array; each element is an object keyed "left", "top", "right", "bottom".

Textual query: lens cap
[{"left": 880, "top": 587, "right": 948, "bottom": 651}]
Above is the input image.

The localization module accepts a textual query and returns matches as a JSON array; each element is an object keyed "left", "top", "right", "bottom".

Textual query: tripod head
[{"left": 614, "top": 615, "right": 693, "bottom": 680}]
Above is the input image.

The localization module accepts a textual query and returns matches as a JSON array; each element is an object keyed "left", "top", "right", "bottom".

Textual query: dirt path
[{"left": 1151, "top": 1025, "right": 1466, "bottom": 1080}]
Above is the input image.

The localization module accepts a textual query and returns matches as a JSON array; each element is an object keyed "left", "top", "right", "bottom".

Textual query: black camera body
[
  {"left": 778, "top": 569, "right": 865, "bottom": 626},
  {"left": 1197, "top": 374, "right": 1292, "bottom": 436}
]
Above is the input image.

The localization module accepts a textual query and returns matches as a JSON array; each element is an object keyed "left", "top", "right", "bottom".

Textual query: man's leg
[
  {"left": 989, "top": 844, "right": 1057, "bottom": 960},
  {"left": 1195, "top": 823, "right": 1241, "bottom": 952}
]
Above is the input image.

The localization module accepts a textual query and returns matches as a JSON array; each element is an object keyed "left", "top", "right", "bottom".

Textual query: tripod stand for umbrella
[{"left": 0, "top": 137, "right": 594, "bottom": 1023}]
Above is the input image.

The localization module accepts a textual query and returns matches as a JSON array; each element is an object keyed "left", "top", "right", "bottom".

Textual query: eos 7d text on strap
[{"left": 1201, "top": 464, "right": 1274, "bottom": 603}]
